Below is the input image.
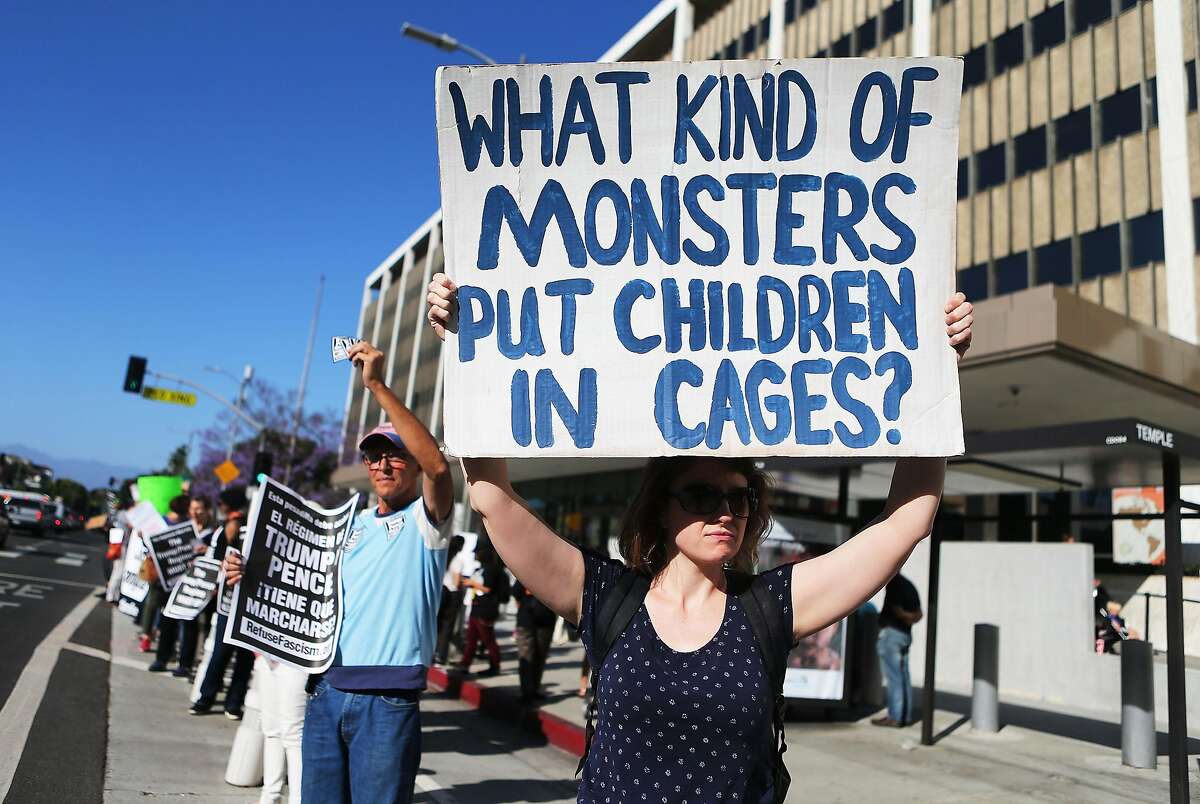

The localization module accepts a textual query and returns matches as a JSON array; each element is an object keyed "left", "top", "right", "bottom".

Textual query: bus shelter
[{"left": 922, "top": 418, "right": 1200, "bottom": 803}]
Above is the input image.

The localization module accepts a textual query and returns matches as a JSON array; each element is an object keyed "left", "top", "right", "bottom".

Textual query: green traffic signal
[{"left": 123, "top": 356, "right": 147, "bottom": 394}]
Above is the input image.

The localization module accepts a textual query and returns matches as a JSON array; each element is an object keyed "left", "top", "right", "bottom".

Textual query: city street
[
  {"left": 1, "top": 528, "right": 1195, "bottom": 803},
  {"left": 0, "top": 530, "right": 579, "bottom": 804},
  {"left": 0, "top": 530, "right": 110, "bottom": 802}
]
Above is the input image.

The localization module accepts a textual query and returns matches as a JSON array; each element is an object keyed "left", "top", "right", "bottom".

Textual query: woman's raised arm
[
  {"left": 427, "top": 272, "right": 585, "bottom": 622},
  {"left": 461, "top": 457, "right": 586, "bottom": 623},
  {"left": 788, "top": 293, "right": 972, "bottom": 639}
]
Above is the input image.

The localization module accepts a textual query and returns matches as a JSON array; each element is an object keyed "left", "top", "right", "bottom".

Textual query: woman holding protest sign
[{"left": 426, "top": 273, "right": 972, "bottom": 803}]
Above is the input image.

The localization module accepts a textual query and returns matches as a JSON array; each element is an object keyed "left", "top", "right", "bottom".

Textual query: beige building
[{"left": 334, "top": 0, "right": 1200, "bottom": 554}]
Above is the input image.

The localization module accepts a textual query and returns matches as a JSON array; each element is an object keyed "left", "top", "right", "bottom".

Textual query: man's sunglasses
[
  {"left": 669, "top": 484, "right": 757, "bottom": 518},
  {"left": 362, "top": 450, "right": 412, "bottom": 469}
]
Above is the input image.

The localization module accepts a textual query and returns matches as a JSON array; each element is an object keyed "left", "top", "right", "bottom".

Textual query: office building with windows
[{"left": 334, "top": 0, "right": 1200, "bottom": 559}]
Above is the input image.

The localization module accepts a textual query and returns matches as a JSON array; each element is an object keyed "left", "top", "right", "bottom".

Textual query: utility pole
[{"left": 284, "top": 276, "right": 324, "bottom": 485}]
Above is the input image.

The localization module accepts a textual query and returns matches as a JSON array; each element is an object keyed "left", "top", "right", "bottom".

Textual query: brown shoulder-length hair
[{"left": 618, "top": 456, "right": 772, "bottom": 578}]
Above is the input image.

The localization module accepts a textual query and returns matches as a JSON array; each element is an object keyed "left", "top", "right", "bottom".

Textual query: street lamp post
[
  {"left": 400, "top": 22, "right": 497, "bottom": 65},
  {"left": 206, "top": 364, "right": 255, "bottom": 473}
]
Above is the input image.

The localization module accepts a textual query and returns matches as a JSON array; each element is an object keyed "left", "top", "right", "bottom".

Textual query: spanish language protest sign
[
  {"left": 163, "top": 557, "right": 222, "bottom": 621},
  {"left": 435, "top": 59, "right": 963, "bottom": 457},
  {"left": 144, "top": 520, "right": 199, "bottom": 591},
  {"left": 224, "top": 478, "right": 358, "bottom": 672}
]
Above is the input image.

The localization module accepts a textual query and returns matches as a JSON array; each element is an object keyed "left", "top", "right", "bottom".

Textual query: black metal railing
[{"left": 1138, "top": 592, "right": 1200, "bottom": 652}]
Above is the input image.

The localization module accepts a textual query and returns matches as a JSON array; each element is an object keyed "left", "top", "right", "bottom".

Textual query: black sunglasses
[
  {"left": 669, "top": 484, "right": 757, "bottom": 518},
  {"left": 362, "top": 450, "right": 412, "bottom": 468}
]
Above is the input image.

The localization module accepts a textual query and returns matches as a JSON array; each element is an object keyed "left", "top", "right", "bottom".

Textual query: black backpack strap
[
  {"left": 731, "top": 570, "right": 793, "bottom": 804},
  {"left": 576, "top": 570, "right": 650, "bottom": 777}
]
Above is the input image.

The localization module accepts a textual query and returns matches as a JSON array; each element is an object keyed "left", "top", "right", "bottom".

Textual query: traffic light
[
  {"left": 252, "top": 451, "right": 274, "bottom": 483},
  {"left": 123, "top": 356, "right": 147, "bottom": 394}
]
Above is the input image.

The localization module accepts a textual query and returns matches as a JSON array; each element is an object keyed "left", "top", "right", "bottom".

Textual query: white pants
[{"left": 254, "top": 656, "right": 307, "bottom": 804}]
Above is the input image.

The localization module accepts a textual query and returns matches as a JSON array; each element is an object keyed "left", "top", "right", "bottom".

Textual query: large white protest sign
[
  {"left": 436, "top": 59, "right": 963, "bottom": 457},
  {"left": 163, "top": 557, "right": 222, "bottom": 621},
  {"left": 224, "top": 478, "right": 358, "bottom": 672}
]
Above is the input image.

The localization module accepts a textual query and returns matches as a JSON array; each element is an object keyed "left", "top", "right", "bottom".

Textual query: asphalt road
[{"left": 0, "top": 529, "right": 111, "bottom": 803}]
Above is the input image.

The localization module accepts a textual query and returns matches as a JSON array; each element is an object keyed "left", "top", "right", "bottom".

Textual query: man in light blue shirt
[{"left": 227, "top": 339, "right": 453, "bottom": 804}]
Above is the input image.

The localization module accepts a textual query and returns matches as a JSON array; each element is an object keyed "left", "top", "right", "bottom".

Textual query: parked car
[{"left": 0, "top": 490, "right": 51, "bottom": 537}]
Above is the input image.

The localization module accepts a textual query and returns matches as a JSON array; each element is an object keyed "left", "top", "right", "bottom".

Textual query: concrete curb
[{"left": 426, "top": 667, "right": 586, "bottom": 758}]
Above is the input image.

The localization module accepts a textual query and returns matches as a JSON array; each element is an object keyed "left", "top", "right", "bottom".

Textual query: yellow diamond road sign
[
  {"left": 142, "top": 386, "right": 197, "bottom": 407},
  {"left": 213, "top": 460, "right": 240, "bottom": 485}
]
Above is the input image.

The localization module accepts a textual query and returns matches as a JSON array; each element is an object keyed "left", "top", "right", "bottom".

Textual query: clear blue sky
[{"left": 0, "top": 1, "right": 647, "bottom": 475}]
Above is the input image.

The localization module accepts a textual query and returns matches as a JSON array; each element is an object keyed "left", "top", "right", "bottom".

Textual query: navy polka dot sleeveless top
[{"left": 577, "top": 552, "right": 793, "bottom": 804}]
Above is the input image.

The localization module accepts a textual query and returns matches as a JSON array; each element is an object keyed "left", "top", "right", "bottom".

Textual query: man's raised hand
[{"left": 347, "top": 341, "right": 386, "bottom": 390}]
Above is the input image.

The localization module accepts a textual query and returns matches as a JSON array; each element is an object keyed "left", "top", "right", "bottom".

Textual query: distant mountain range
[{"left": 0, "top": 444, "right": 149, "bottom": 490}]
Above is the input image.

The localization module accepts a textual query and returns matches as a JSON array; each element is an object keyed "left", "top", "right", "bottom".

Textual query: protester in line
[
  {"left": 105, "top": 498, "right": 136, "bottom": 605},
  {"left": 512, "top": 579, "right": 558, "bottom": 703},
  {"left": 456, "top": 541, "right": 508, "bottom": 677},
  {"left": 428, "top": 274, "right": 973, "bottom": 802},
  {"left": 254, "top": 655, "right": 307, "bottom": 804},
  {"left": 138, "top": 493, "right": 191, "bottom": 653},
  {"left": 191, "top": 488, "right": 254, "bottom": 719},
  {"left": 871, "top": 572, "right": 922, "bottom": 727},
  {"left": 434, "top": 535, "right": 467, "bottom": 666},
  {"left": 149, "top": 496, "right": 215, "bottom": 676},
  {"left": 226, "top": 339, "right": 453, "bottom": 804}
]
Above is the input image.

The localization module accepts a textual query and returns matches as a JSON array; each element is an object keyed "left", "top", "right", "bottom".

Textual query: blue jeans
[
  {"left": 300, "top": 679, "right": 421, "bottom": 804},
  {"left": 877, "top": 626, "right": 913, "bottom": 723}
]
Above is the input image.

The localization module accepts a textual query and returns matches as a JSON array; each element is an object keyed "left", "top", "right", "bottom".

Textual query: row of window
[
  {"left": 957, "top": 60, "right": 1199, "bottom": 198},
  {"left": 962, "top": 1, "right": 1144, "bottom": 91},
  {"left": 707, "top": 0, "right": 1149, "bottom": 85},
  {"left": 957, "top": 205, "right": 1171, "bottom": 301},
  {"left": 710, "top": 0, "right": 905, "bottom": 61}
]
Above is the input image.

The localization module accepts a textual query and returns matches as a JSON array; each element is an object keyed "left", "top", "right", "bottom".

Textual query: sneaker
[
  {"left": 138, "top": 635, "right": 152, "bottom": 653},
  {"left": 225, "top": 708, "right": 244, "bottom": 721},
  {"left": 189, "top": 701, "right": 212, "bottom": 715},
  {"left": 478, "top": 665, "right": 500, "bottom": 678},
  {"left": 147, "top": 661, "right": 168, "bottom": 673},
  {"left": 171, "top": 667, "right": 190, "bottom": 679}
]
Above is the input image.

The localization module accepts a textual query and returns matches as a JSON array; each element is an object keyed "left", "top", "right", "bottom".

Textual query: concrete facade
[{"left": 893, "top": 540, "right": 1200, "bottom": 731}]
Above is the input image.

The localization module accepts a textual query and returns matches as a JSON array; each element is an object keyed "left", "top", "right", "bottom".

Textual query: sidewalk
[
  {"left": 105, "top": 609, "right": 247, "bottom": 802},
  {"left": 431, "top": 615, "right": 1199, "bottom": 802}
]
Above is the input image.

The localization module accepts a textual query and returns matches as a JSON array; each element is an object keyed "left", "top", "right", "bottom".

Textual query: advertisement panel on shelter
[{"left": 1111, "top": 485, "right": 1200, "bottom": 564}]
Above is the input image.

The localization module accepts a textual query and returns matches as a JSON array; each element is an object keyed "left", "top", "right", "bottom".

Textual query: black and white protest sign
[
  {"left": 436, "top": 59, "right": 964, "bottom": 458},
  {"left": 163, "top": 557, "right": 222, "bottom": 621},
  {"left": 216, "top": 569, "right": 234, "bottom": 616},
  {"left": 144, "top": 520, "right": 199, "bottom": 591},
  {"left": 224, "top": 477, "right": 358, "bottom": 672}
]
